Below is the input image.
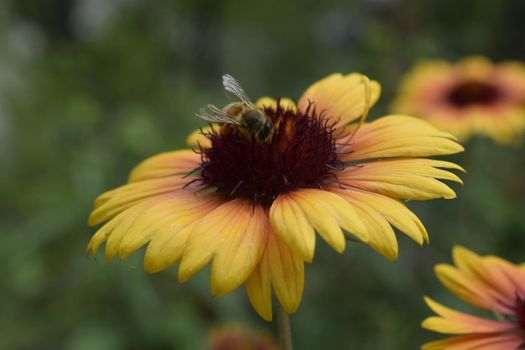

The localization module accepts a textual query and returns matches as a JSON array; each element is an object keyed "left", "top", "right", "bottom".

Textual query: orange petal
[
  {"left": 422, "top": 297, "right": 517, "bottom": 334},
  {"left": 434, "top": 264, "right": 505, "bottom": 312},
  {"left": 421, "top": 333, "right": 524, "bottom": 350},
  {"left": 452, "top": 246, "right": 524, "bottom": 313},
  {"left": 483, "top": 255, "right": 525, "bottom": 309}
]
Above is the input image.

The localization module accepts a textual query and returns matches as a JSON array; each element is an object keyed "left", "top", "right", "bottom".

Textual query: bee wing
[
  {"left": 222, "top": 74, "right": 255, "bottom": 108},
  {"left": 196, "top": 104, "right": 241, "bottom": 125}
]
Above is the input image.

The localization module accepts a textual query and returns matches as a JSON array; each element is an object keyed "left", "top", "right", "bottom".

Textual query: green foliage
[{"left": 1, "top": 0, "right": 524, "bottom": 349}]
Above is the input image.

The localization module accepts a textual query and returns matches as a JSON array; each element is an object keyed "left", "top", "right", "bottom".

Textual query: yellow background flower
[{"left": 392, "top": 56, "right": 525, "bottom": 144}]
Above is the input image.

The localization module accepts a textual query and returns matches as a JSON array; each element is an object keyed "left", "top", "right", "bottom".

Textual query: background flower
[
  {"left": 422, "top": 246, "right": 525, "bottom": 349},
  {"left": 207, "top": 324, "right": 276, "bottom": 350},
  {"left": 392, "top": 56, "right": 525, "bottom": 144}
]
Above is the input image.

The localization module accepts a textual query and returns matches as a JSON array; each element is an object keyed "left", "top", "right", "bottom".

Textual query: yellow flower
[
  {"left": 88, "top": 73, "right": 464, "bottom": 321},
  {"left": 421, "top": 246, "right": 525, "bottom": 350},
  {"left": 392, "top": 56, "right": 525, "bottom": 144}
]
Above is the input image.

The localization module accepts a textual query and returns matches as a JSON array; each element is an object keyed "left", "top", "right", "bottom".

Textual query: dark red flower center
[
  {"left": 446, "top": 81, "right": 501, "bottom": 107},
  {"left": 196, "top": 101, "right": 343, "bottom": 205}
]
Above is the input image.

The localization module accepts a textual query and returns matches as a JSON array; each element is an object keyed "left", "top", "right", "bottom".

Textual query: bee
[{"left": 196, "top": 74, "right": 273, "bottom": 142}]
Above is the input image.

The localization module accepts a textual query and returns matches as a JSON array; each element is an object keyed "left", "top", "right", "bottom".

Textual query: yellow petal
[
  {"left": 292, "top": 189, "right": 369, "bottom": 251},
  {"left": 144, "top": 223, "right": 194, "bottom": 273},
  {"left": 291, "top": 191, "right": 346, "bottom": 253},
  {"left": 185, "top": 125, "right": 221, "bottom": 149},
  {"left": 342, "top": 115, "right": 464, "bottom": 161},
  {"left": 269, "top": 194, "right": 316, "bottom": 262},
  {"left": 245, "top": 262, "right": 272, "bottom": 321},
  {"left": 245, "top": 229, "right": 305, "bottom": 321},
  {"left": 298, "top": 73, "right": 381, "bottom": 126},
  {"left": 210, "top": 205, "right": 268, "bottom": 296},
  {"left": 128, "top": 150, "right": 201, "bottom": 182},
  {"left": 335, "top": 191, "right": 398, "bottom": 261},
  {"left": 178, "top": 200, "right": 267, "bottom": 297},
  {"left": 256, "top": 96, "right": 297, "bottom": 112},
  {"left": 339, "top": 158, "right": 464, "bottom": 201},
  {"left": 256, "top": 96, "right": 278, "bottom": 109},
  {"left": 118, "top": 200, "right": 181, "bottom": 260},
  {"left": 100, "top": 199, "right": 157, "bottom": 261},
  {"left": 87, "top": 201, "right": 146, "bottom": 257},
  {"left": 335, "top": 188, "right": 428, "bottom": 245},
  {"left": 344, "top": 174, "right": 456, "bottom": 200},
  {"left": 277, "top": 98, "right": 297, "bottom": 112},
  {"left": 267, "top": 230, "right": 304, "bottom": 315},
  {"left": 89, "top": 191, "right": 220, "bottom": 266},
  {"left": 89, "top": 178, "right": 189, "bottom": 226},
  {"left": 141, "top": 193, "right": 222, "bottom": 272},
  {"left": 270, "top": 189, "right": 368, "bottom": 261}
]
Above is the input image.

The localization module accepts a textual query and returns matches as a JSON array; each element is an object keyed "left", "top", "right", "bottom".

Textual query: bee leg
[
  {"left": 182, "top": 178, "right": 203, "bottom": 189},
  {"left": 229, "top": 180, "right": 244, "bottom": 196},
  {"left": 183, "top": 166, "right": 204, "bottom": 178},
  {"left": 325, "top": 172, "right": 348, "bottom": 189},
  {"left": 325, "top": 163, "right": 345, "bottom": 171},
  {"left": 334, "top": 150, "right": 354, "bottom": 155},
  {"left": 251, "top": 193, "right": 259, "bottom": 214}
]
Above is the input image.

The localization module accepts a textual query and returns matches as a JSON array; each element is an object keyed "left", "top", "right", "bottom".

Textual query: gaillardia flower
[
  {"left": 422, "top": 246, "right": 525, "bottom": 349},
  {"left": 392, "top": 56, "right": 525, "bottom": 144},
  {"left": 88, "top": 73, "right": 464, "bottom": 321}
]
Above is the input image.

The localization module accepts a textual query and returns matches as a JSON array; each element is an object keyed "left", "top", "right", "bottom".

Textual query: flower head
[
  {"left": 392, "top": 56, "right": 525, "bottom": 144},
  {"left": 88, "top": 73, "right": 464, "bottom": 320},
  {"left": 421, "top": 246, "right": 525, "bottom": 349},
  {"left": 208, "top": 324, "right": 276, "bottom": 350}
]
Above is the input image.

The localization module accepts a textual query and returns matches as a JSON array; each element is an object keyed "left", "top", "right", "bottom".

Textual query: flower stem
[{"left": 277, "top": 303, "right": 293, "bottom": 350}]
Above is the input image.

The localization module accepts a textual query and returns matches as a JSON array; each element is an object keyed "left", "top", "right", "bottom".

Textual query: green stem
[{"left": 277, "top": 303, "right": 293, "bottom": 350}]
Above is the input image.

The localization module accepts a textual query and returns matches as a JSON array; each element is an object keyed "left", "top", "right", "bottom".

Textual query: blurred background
[{"left": 1, "top": 0, "right": 525, "bottom": 349}]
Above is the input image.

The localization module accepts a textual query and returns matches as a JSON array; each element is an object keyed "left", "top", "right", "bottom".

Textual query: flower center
[
  {"left": 197, "top": 101, "right": 343, "bottom": 205},
  {"left": 446, "top": 81, "right": 501, "bottom": 107}
]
